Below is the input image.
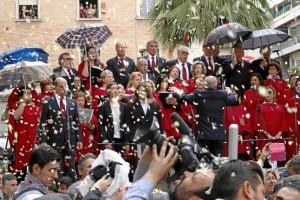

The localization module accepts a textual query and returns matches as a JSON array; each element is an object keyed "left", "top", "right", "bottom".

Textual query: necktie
[
  {"left": 151, "top": 56, "right": 155, "bottom": 71},
  {"left": 208, "top": 57, "right": 214, "bottom": 75},
  {"left": 182, "top": 63, "right": 187, "bottom": 81},
  {"left": 67, "top": 69, "right": 72, "bottom": 77},
  {"left": 60, "top": 97, "right": 66, "bottom": 117},
  {"left": 120, "top": 58, "right": 125, "bottom": 68},
  {"left": 238, "top": 62, "right": 243, "bottom": 70},
  {"left": 143, "top": 73, "right": 147, "bottom": 80}
]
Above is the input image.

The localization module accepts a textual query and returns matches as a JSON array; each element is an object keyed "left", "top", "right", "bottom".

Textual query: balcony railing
[{"left": 272, "top": 35, "right": 300, "bottom": 51}]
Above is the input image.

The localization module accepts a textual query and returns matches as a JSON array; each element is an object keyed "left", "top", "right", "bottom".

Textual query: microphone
[{"left": 170, "top": 112, "right": 191, "bottom": 136}]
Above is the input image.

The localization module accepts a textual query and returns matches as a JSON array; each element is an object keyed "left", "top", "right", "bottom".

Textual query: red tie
[
  {"left": 151, "top": 56, "right": 155, "bottom": 71},
  {"left": 208, "top": 57, "right": 214, "bottom": 75},
  {"left": 60, "top": 97, "right": 66, "bottom": 118},
  {"left": 182, "top": 63, "right": 187, "bottom": 81},
  {"left": 67, "top": 69, "right": 72, "bottom": 77},
  {"left": 120, "top": 58, "right": 125, "bottom": 68}
]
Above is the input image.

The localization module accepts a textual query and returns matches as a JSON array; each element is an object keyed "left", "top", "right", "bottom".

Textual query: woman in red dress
[
  {"left": 124, "top": 72, "right": 143, "bottom": 101},
  {"left": 145, "top": 79, "right": 170, "bottom": 133},
  {"left": 187, "top": 61, "right": 206, "bottom": 93},
  {"left": 154, "top": 73, "right": 181, "bottom": 140},
  {"left": 78, "top": 46, "right": 105, "bottom": 92},
  {"left": 241, "top": 73, "right": 265, "bottom": 136},
  {"left": 92, "top": 70, "right": 114, "bottom": 113},
  {"left": 36, "top": 77, "right": 54, "bottom": 107},
  {"left": 263, "top": 62, "right": 288, "bottom": 105},
  {"left": 168, "top": 65, "right": 192, "bottom": 126},
  {"left": 73, "top": 91, "right": 98, "bottom": 162},
  {"left": 190, "top": 74, "right": 206, "bottom": 133},
  {"left": 8, "top": 87, "right": 40, "bottom": 179},
  {"left": 223, "top": 90, "right": 251, "bottom": 160},
  {"left": 252, "top": 86, "right": 289, "bottom": 151},
  {"left": 286, "top": 77, "right": 300, "bottom": 158}
]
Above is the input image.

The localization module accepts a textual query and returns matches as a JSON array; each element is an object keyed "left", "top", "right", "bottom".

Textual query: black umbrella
[
  {"left": 242, "top": 29, "right": 291, "bottom": 50},
  {"left": 203, "top": 22, "right": 252, "bottom": 46}
]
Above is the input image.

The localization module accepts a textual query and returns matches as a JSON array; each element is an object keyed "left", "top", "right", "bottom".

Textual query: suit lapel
[{"left": 51, "top": 96, "right": 60, "bottom": 111}]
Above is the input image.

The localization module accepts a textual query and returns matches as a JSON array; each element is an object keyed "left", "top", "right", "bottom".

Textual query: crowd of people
[{"left": 0, "top": 39, "right": 300, "bottom": 200}]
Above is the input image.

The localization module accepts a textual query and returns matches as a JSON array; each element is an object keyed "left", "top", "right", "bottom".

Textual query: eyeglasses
[
  {"left": 181, "top": 51, "right": 189, "bottom": 55},
  {"left": 63, "top": 58, "right": 73, "bottom": 61}
]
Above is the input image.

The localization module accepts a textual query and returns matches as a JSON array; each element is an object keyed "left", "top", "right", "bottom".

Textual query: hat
[{"left": 35, "top": 193, "right": 72, "bottom": 200}]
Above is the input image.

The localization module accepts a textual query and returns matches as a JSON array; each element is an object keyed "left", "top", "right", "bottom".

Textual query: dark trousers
[{"left": 197, "top": 139, "right": 224, "bottom": 157}]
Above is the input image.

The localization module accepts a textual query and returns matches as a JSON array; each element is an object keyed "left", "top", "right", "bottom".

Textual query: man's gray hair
[
  {"left": 205, "top": 76, "right": 217, "bottom": 89},
  {"left": 177, "top": 45, "right": 189, "bottom": 54},
  {"left": 146, "top": 40, "right": 158, "bottom": 49}
]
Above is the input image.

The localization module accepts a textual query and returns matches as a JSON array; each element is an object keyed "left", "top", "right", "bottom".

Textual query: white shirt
[
  {"left": 110, "top": 101, "right": 121, "bottom": 139},
  {"left": 62, "top": 66, "right": 73, "bottom": 77},
  {"left": 55, "top": 94, "right": 66, "bottom": 111},
  {"left": 177, "top": 60, "right": 189, "bottom": 80},
  {"left": 148, "top": 55, "right": 156, "bottom": 66},
  {"left": 205, "top": 56, "right": 215, "bottom": 69},
  {"left": 139, "top": 99, "right": 149, "bottom": 115}
]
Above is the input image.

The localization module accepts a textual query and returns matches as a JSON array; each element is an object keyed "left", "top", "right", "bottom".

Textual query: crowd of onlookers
[{"left": 0, "top": 39, "right": 300, "bottom": 199}]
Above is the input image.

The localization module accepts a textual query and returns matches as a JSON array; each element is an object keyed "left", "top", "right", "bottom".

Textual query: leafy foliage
[{"left": 148, "top": 0, "right": 273, "bottom": 52}]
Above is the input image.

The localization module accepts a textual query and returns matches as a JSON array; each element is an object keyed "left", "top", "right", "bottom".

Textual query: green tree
[{"left": 148, "top": 0, "right": 272, "bottom": 52}]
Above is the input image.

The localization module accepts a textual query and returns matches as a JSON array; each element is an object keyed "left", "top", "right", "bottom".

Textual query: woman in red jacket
[
  {"left": 78, "top": 46, "right": 105, "bottom": 92},
  {"left": 8, "top": 86, "right": 40, "bottom": 180}
]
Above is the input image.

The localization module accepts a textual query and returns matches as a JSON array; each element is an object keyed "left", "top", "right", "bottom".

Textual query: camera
[
  {"left": 134, "top": 112, "right": 220, "bottom": 183},
  {"left": 88, "top": 161, "right": 121, "bottom": 181}
]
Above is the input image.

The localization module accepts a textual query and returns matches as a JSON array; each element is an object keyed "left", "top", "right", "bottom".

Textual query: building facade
[
  {"left": 0, "top": 0, "right": 170, "bottom": 67},
  {"left": 271, "top": 0, "right": 300, "bottom": 75}
]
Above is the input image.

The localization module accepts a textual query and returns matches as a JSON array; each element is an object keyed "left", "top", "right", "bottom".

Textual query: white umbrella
[{"left": 0, "top": 61, "right": 53, "bottom": 86}]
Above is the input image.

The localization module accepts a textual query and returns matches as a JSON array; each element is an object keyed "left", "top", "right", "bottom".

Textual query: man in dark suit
[
  {"left": 106, "top": 42, "right": 136, "bottom": 88},
  {"left": 181, "top": 76, "right": 235, "bottom": 156},
  {"left": 38, "top": 77, "right": 83, "bottom": 181},
  {"left": 136, "top": 57, "right": 156, "bottom": 83},
  {"left": 53, "top": 52, "right": 79, "bottom": 95},
  {"left": 193, "top": 44, "right": 223, "bottom": 76},
  {"left": 163, "top": 46, "right": 192, "bottom": 81},
  {"left": 250, "top": 45, "right": 272, "bottom": 80},
  {"left": 144, "top": 40, "right": 166, "bottom": 77},
  {"left": 222, "top": 44, "right": 252, "bottom": 96}
]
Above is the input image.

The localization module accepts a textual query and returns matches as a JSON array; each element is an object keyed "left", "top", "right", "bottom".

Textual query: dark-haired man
[
  {"left": 144, "top": 40, "right": 166, "bottom": 76},
  {"left": 12, "top": 145, "right": 61, "bottom": 200},
  {"left": 53, "top": 52, "right": 79, "bottom": 95},
  {"left": 211, "top": 160, "right": 265, "bottom": 200}
]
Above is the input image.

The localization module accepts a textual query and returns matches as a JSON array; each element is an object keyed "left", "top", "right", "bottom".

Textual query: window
[
  {"left": 16, "top": 0, "right": 40, "bottom": 20},
  {"left": 273, "top": 2, "right": 291, "bottom": 18},
  {"left": 77, "top": 0, "right": 101, "bottom": 20},
  {"left": 137, "top": 0, "right": 155, "bottom": 18}
]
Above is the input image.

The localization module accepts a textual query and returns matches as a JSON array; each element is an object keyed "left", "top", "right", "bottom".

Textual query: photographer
[
  {"left": 123, "top": 141, "right": 178, "bottom": 200},
  {"left": 124, "top": 140, "right": 217, "bottom": 200}
]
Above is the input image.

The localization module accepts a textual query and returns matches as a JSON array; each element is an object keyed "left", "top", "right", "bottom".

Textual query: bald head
[
  {"left": 205, "top": 76, "right": 217, "bottom": 89},
  {"left": 54, "top": 77, "right": 67, "bottom": 97}
]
